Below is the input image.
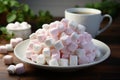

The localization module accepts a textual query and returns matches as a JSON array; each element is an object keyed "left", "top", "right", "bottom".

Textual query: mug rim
[{"left": 65, "top": 8, "right": 101, "bottom": 15}]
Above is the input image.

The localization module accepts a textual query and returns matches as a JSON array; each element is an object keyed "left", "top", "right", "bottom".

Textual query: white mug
[{"left": 65, "top": 8, "right": 112, "bottom": 37}]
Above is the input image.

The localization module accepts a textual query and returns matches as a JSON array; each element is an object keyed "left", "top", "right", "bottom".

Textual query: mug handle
[{"left": 97, "top": 14, "right": 112, "bottom": 35}]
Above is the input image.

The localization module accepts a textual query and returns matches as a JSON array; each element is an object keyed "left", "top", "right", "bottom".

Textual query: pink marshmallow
[
  {"left": 61, "top": 18, "right": 69, "bottom": 27},
  {"left": 81, "top": 41, "right": 96, "bottom": 53},
  {"left": 37, "top": 34, "right": 46, "bottom": 42},
  {"left": 15, "top": 37, "right": 23, "bottom": 43},
  {"left": 3, "top": 55, "right": 13, "bottom": 65},
  {"left": 0, "top": 46, "right": 7, "bottom": 53},
  {"left": 25, "top": 50, "right": 34, "bottom": 59},
  {"left": 67, "top": 42, "right": 78, "bottom": 52},
  {"left": 10, "top": 39, "right": 18, "bottom": 48},
  {"left": 51, "top": 53, "right": 60, "bottom": 60},
  {"left": 49, "top": 28, "right": 59, "bottom": 38},
  {"left": 60, "top": 35, "right": 72, "bottom": 45},
  {"left": 57, "top": 22, "right": 66, "bottom": 33},
  {"left": 65, "top": 27, "right": 74, "bottom": 35},
  {"left": 86, "top": 52, "right": 96, "bottom": 63},
  {"left": 15, "top": 63, "right": 25, "bottom": 74},
  {"left": 60, "top": 47, "right": 68, "bottom": 54},
  {"left": 31, "top": 54, "right": 38, "bottom": 62},
  {"left": 61, "top": 53, "right": 69, "bottom": 59},
  {"left": 76, "top": 24, "right": 86, "bottom": 34},
  {"left": 76, "top": 49, "right": 89, "bottom": 64}
]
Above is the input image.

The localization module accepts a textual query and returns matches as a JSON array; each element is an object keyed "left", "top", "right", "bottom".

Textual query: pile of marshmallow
[
  {"left": 6, "top": 22, "right": 31, "bottom": 30},
  {"left": 26, "top": 18, "right": 101, "bottom": 67}
]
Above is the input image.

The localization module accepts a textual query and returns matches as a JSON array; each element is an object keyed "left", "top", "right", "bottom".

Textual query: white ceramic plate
[{"left": 14, "top": 39, "right": 110, "bottom": 71}]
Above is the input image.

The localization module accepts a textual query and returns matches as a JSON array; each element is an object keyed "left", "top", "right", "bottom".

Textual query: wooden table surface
[{"left": 0, "top": 16, "right": 120, "bottom": 80}]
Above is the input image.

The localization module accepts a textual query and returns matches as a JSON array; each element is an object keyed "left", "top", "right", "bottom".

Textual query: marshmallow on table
[
  {"left": 15, "top": 63, "right": 25, "bottom": 75},
  {"left": 15, "top": 37, "right": 23, "bottom": 43},
  {"left": 5, "top": 44, "right": 13, "bottom": 51},
  {"left": 3, "top": 55, "right": 13, "bottom": 65},
  {"left": 10, "top": 38, "right": 18, "bottom": 48},
  {"left": 69, "top": 55, "right": 78, "bottom": 66},
  {"left": 0, "top": 46, "right": 7, "bottom": 53},
  {"left": 36, "top": 54, "right": 46, "bottom": 65},
  {"left": 58, "top": 58, "right": 68, "bottom": 67},
  {"left": 7, "top": 65, "right": 16, "bottom": 74},
  {"left": 49, "top": 58, "right": 59, "bottom": 66},
  {"left": 54, "top": 40, "right": 64, "bottom": 50}
]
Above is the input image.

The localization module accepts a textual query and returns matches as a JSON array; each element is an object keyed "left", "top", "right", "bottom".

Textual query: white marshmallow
[
  {"left": 49, "top": 28, "right": 59, "bottom": 37},
  {"left": 76, "top": 24, "right": 86, "bottom": 34},
  {"left": 29, "top": 33, "right": 36, "bottom": 39},
  {"left": 49, "top": 58, "right": 59, "bottom": 66},
  {"left": 69, "top": 55, "right": 78, "bottom": 66},
  {"left": 35, "top": 29, "right": 45, "bottom": 35},
  {"left": 3, "top": 55, "right": 13, "bottom": 65},
  {"left": 54, "top": 40, "right": 64, "bottom": 50},
  {"left": 75, "top": 49, "right": 89, "bottom": 64},
  {"left": 5, "top": 44, "right": 13, "bottom": 51},
  {"left": 45, "top": 37, "right": 54, "bottom": 47},
  {"left": 36, "top": 54, "right": 46, "bottom": 65},
  {"left": 68, "top": 21, "right": 78, "bottom": 31},
  {"left": 45, "top": 57, "right": 51, "bottom": 65},
  {"left": 70, "top": 32, "right": 79, "bottom": 41},
  {"left": 58, "top": 58, "right": 68, "bottom": 67},
  {"left": 37, "top": 34, "right": 46, "bottom": 42},
  {"left": 7, "top": 65, "right": 16, "bottom": 74},
  {"left": 25, "top": 50, "right": 33, "bottom": 59},
  {"left": 42, "top": 47, "right": 50, "bottom": 57},
  {"left": 31, "top": 54, "right": 38, "bottom": 62},
  {"left": 0, "top": 46, "right": 7, "bottom": 53},
  {"left": 95, "top": 49, "right": 101, "bottom": 58},
  {"left": 60, "top": 35, "right": 72, "bottom": 45},
  {"left": 33, "top": 44, "right": 42, "bottom": 54},
  {"left": 15, "top": 37, "right": 23, "bottom": 43},
  {"left": 15, "top": 63, "right": 25, "bottom": 74},
  {"left": 67, "top": 42, "right": 78, "bottom": 52},
  {"left": 42, "top": 24, "right": 50, "bottom": 30}
]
